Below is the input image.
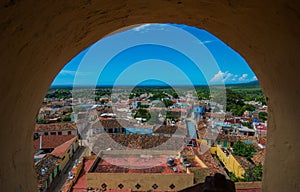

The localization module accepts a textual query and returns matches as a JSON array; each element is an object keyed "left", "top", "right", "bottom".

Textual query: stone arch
[{"left": 0, "top": 0, "right": 299, "bottom": 191}]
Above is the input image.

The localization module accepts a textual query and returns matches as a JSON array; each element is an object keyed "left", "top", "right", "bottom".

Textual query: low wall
[{"left": 86, "top": 172, "right": 194, "bottom": 191}]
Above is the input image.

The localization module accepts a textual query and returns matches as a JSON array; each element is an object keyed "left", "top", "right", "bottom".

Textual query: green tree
[
  {"left": 163, "top": 99, "right": 174, "bottom": 107},
  {"left": 36, "top": 118, "right": 47, "bottom": 124},
  {"left": 229, "top": 164, "right": 263, "bottom": 182},
  {"left": 232, "top": 141, "right": 257, "bottom": 159},
  {"left": 258, "top": 112, "right": 268, "bottom": 121},
  {"left": 243, "top": 164, "right": 263, "bottom": 181},
  {"left": 61, "top": 114, "right": 71, "bottom": 122}
]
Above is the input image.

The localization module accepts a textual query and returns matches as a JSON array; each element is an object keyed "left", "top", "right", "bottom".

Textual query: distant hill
[
  {"left": 226, "top": 80, "right": 260, "bottom": 87},
  {"left": 243, "top": 80, "right": 260, "bottom": 86}
]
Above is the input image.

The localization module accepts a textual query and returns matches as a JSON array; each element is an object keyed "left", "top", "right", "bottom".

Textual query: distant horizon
[{"left": 50, "top": 80, "right": 260, "bottom": 89}]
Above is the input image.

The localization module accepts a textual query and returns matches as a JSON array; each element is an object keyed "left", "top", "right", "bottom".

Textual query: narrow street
[{"left": 48, "top": 146, "right": 88, "bottom": 192}]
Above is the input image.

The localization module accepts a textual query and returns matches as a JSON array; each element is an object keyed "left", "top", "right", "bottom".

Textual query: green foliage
[
  {"left": 36, "top": 118, "right": 47, "bottom": 124},
  {"left": 243, "top": 164, "right": 263, "bottom": 182},
  {"left": 166, "top": 111, "right": 179, "bottom": 120},
  {"left": 196, "top": 88, "right": 210, "bottom": 100},
  {"left": 45, "top": 89, "right": 72, "bottom": 99},
  {"left": 61, "top": 114, "right": 71, "bottom": 122},
  {"left": 229, "top": 164, "right": 263, "bottom": 182},
  {"left": 134, "top": 108, "right": 151, "bottom": 120},
  {"left": 140, "top": 104, "right": 150, "bottom": 108},
  {"left": 163, "top": 99, "right": 174, "bottom": 107},
  {"left": 95, "top": 88, "right": 112, "bottom": 97},
  {"left": 228, "top": 172, "right": 244, "bottom": 182},
  {"left": 148, "top": 92, "right": 168, "bottom": 101},
  {"left": 225, "top": 89, "right": 245, "bottom": 115},
  {"left": 258, "top": 112, "right": 268, "bottom": 121},
  {"left": 232, "top": 141, "right": 257, "bottom": 159}
]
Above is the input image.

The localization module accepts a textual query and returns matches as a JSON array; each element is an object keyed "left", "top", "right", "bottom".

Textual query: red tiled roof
[
  {"left": 251, "top": 149, "right": 266, "bottom": 166},
  {"left": 194, "top": 147, "right": 223, "bottom": 174},
  {"left": 233, "top": 155, "right": 253, "bottom": 169},
  {"left": 35, "top": 122, "right": 77, "bottom": 132},
  {"left": 51, "top": 137, "right": 77, "bottom": 157},
  {"left": 91, "top": 118, "right": 129, "bottom": 129},
  {"left": 216, "top": 134, "right": 241, "bottom": 142},
  {"left": 153, "top": 125, "right": 179, "bottom": 134},
  {"left": 33, "top": 135, "right": 76, "bottom": 153}
]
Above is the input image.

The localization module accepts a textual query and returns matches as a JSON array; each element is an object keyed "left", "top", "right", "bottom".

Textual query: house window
[
  {"left": 58, "top": 132, "right": 62, "bottom": 135},
  {"left": 68, "top": 131, "right": 71, "bottom": 135},
  {"left": 67, "top": 149, "right": 70, "bottom": 153},
  {"left": 50, "top": 132, "right": 56, "bottom": 135},
  {"left": 62, "top": 156, "right": 65, "bottom": 160},
  {"left": 44, "top": 132, "right": 48, "bottom": 135}
]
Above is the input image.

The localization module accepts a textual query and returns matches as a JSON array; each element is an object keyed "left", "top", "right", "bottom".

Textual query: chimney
[{"left": 39, "top": 135, "right": 42, "bottom": 150}]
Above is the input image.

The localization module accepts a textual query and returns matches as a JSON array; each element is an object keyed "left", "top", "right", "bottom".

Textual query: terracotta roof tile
[
  {"left": 251, "top": 149, "right": 265, "bottom": 166},
  {"left": 35, "top": 122, "right": 77, "bottom": 132},
  {"left": 91, "top": 118, "right": 129, "bottom": 129},
  {"left": 35, "top": 154, "right": 59, "bottom": 190},
  {"left": 233, "top": 155, "right": 253, "bottom": 169},
  {"left": 33, "top": 135, "right": 76, "bottom": 153},
  {"left": 51, "top": 137, "right": 77, "bottom": 157}
]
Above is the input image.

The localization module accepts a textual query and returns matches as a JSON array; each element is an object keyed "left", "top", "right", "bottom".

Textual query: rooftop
[
  {"left": 91, "top": 118, "right": 130, "bottom": 129},
  {"left": 35, "top": 122, "right": 77, "bottom": 132},
  {"left": 51, "top": 136, "right": 77, "bottom": 157},
  {"left": 33, "top": 135, "right": 76, "bottom": 153},
  {"left": 233, "top": 155, "right": 253, "bottom": 170},
  {"left": 153, "top": 125, "right": 186, "bottom": 135},
  {"left": 251, "top": 149, "right": 265, "bottom": 166},
  {"left": 216, "top": 134, "right": 242, "bottom": 142},
  {"left": 89, "top": 154, "right": 204, "bottom": 174},
  {"left": 35, "top": 154, "right": 59, "bottom": 190}
]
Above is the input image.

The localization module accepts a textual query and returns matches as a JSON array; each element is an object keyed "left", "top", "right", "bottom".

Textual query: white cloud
[
  {"left": 59, "top": 70, "right": 91, "bottom": 77},
  {"left": 201, "top": 40, "right": 216, "bottom": 44},
  {"left": 60, "top": 70, "right": 76, "bottom": 75},
  {"left": 132, "top": 23, "right": 168, "bottom": 33},
  {"left": 132, "top": 24, "right": 151, "bottom": 32},
  {"left": 210, "top": 71, "right": 256, "bottom": 84},
  {"left": 252, "top": 75, "right": 258, "bottom": 81},
  {"left": 210, "top": 71, "right": 233, "bottom": 83},
  {"left": 238, "top": 74, "right": 248, "bottom": 81}
]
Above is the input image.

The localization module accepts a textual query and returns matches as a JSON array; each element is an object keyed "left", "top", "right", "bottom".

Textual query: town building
[
  {"left": 35, "top": 154, "right": 60, "bottom": 192},
  {"left": 35, "top": 122, "right": 77, "bottom": 136},
  {"left": 85, "top": 147, "right": 213, "bottom": 191}
]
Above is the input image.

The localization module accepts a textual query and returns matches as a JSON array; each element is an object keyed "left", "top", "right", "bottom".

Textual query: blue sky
[{"left": 52, "top": 23, "right": 257, "bottom": 87}]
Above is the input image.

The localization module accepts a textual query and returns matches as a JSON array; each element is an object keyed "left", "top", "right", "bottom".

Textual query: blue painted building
[{"left": 194, "top": 106, "right": 204, "bottom": 120}]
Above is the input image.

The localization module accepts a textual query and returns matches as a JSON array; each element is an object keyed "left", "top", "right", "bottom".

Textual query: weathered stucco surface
[{"left": 0, "top": 0, "right": 299, "bottom": 191}]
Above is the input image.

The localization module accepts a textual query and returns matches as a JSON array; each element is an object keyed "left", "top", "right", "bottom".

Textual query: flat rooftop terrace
[{"left": 89, "top": 154, "right": 205, "bottom": 174}]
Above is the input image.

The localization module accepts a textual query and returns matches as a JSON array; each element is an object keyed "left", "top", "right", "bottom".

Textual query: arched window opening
[{"left": 34, "top": 23, "right": 267, "bottom": 191}]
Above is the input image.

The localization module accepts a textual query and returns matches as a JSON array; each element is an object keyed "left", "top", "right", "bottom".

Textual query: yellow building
[
  {"left": 51, "top": 136, "right": 79, "bottom": 170},
  {"left": 210, "top": 146, "right": 246, "bottom": 178}
]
